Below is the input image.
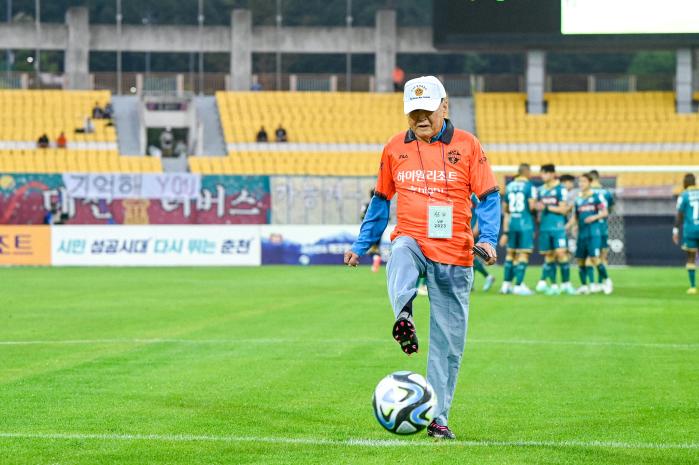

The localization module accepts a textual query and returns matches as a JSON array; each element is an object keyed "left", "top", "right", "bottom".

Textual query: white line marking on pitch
[
  {"left": 0, "top": 338, "right": 696, "bottom": 350},
  {"left": 0, "top": 432, "right": 696, "bottom": 450}
]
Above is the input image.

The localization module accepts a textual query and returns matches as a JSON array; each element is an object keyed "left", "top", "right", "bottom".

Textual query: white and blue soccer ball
[{"left": 372, "top": 371, "right": 437, "bottom": 435}]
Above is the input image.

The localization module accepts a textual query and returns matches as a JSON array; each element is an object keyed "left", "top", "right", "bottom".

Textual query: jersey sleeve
[
  {"left": 676, "top": 194, "right": 685, "bottom": 212},
  {"left": 530, "top": 184, "right": 538, "bottom": 200},
  {"left": 559, "top": 186, "right": 567, "bottom": 203},
  {"left": 374, "top": 145, "right": 395, "bottom": 200},
  {"left": 470, "top": 140, "right": 499, "bottom": 200}
]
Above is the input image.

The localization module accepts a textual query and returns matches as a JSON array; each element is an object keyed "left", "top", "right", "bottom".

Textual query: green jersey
[
  {"left": 677, "top": 187, "right": 699, "bottom": 237},
  {"left": 505, "top": 177, "right": 537, "bottom": 232},
  {"left": 574, "top": 191, "right": 605, "bottom": 238},
  {"left": 539, "top": 181, "right": 567, "bottom": 232},
  {"left": 592, "top": 184, "right": 614, "bottom": 235}
]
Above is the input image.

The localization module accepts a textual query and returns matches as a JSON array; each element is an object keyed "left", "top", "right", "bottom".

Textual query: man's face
[
  {"left": 562, "top": 180, "right": 574, "bottom": 190},
  {"left": 579, "top": 176, "right": 590, "bottom": 191},
  {"left": 541, "top": 171, "right": 554, "bottom": 183},
  {"left": 407, "top": 100, "right": 447, "bottom": 142}
]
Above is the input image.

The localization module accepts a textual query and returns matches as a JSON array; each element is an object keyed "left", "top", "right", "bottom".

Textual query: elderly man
[{"left": 344, "top": 76, "right": 500, "bottom": 439}]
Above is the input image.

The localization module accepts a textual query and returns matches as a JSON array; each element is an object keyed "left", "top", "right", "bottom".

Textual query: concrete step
[
  {"left": 194, "top": 96, "right": 227, "bottom": 156},
  {"left": 112, "top": 96, "right": 142, "bottom": 155}
]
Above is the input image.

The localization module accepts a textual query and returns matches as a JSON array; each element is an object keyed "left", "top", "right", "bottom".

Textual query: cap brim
[{"left": 404, "top": 97, "right": 441, "bottom": 115}]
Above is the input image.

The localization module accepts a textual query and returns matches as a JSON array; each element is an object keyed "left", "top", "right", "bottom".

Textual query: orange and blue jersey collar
[{"left": 404, "top": 119, "right": 454, "bottom": 144}]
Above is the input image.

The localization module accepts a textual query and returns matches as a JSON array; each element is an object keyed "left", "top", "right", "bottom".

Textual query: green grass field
[{"left": 0, "top": 265, "right": 697, "bottom": 465}]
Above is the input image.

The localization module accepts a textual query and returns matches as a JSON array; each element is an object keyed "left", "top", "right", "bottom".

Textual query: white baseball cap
[{"left": 403, "top": 76, "right": 447, "bottom": 115}]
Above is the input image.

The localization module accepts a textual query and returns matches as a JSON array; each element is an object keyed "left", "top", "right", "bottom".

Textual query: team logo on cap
[
  {"left": 448, "top": 149, "right": 461, "bottom": 165},
  {"left": 414, "top": 86, "right": 424, "bottom": 97}
]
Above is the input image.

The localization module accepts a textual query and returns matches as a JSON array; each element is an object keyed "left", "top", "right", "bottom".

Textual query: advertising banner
[
  {"left": 51, "top": 225, "right": 261, "bottom": 266},
  {"left": 62, "top": 173, "right": 201, "bottom": 200},
  {"left": 0, "top": 225, "right": 51, "bottom": 266},
  {"left": 0, "top": 173, "right": 270, "bottom": 225},
  {"left": 260, "top": 225, "right": 394, "bottom": 266}
]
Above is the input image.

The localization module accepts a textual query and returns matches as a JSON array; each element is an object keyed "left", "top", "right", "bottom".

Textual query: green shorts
[
  {"left": 575, "top": 235, "right": 601, "bottom": 259},
  {"left": 538, "top": 230, "right": 568, "bottom": 252},
  {"left": 682, "top": 235, "right": 699, "bottom": 251},
  {"left": 507, "top": 230, "right": 534, "bottom": 252}
]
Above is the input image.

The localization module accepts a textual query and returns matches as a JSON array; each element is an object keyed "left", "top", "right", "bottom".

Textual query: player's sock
[
  {"left": 515, "top": 262, "right": 527, "bottom": 286},
  {"left": 586, "top": 266, "right": 595, "bottom": 285},
  {"left": 688, "top": 264, "right": 697, "bottom": 288},
  {"left": 560, "top": 261, "right": 571, "bottom": 283},
  {"left": 539, "top": 262, "right": 550, "bottom": 282},
  {"left": 597, "top": 263, "right": 608, "bottom": 282},
  {"left": 578, "top": 266, "right": 587, "bottom": 285},
  {"left": 549, "top": 262, "right": 557, "bottom": 284},
  {"left": 474, "top": 258, "right": 488, "bottom": 277},
  {"left": 504, "top": 260, "right": 514, "bottom": 283}
]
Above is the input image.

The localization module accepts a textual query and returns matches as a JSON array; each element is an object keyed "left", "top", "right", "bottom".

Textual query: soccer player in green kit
[
  {"left": 673, "top": 173, "right": 699, "bottom": 295},
  {"left": 566, "top": 173, "right": 608, "bottom": 295},
  {"left": 499, "top": 163, "right": 537, "bottom": 295},
  {"left": 589, "top": 170, "right": 614, "bottom": 294},
  {"left": 535, "top": 164, "right": 575, "bottom": 295}
]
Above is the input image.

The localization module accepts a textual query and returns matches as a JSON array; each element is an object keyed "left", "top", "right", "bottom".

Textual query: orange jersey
[{"left": 375, "top": 120, "right": 498, "bottom": 266}]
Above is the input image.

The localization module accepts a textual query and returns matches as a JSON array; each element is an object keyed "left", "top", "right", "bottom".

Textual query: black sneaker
[
  {"left": 427, "top": 421, "right": 456, "bottom": 440},
  {"left": 392, "top": 311, "right": 418, "bottom": 355}
]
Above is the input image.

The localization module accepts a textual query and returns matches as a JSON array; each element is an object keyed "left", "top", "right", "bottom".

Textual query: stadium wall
[{"left": 0, "top": 173, "right": 685, "bottom": 267}]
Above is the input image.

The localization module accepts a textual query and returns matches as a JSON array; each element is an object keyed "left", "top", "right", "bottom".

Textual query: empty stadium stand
[
  {"left": 0, "top": 90, "right": 116, "bottom": 143},
  {"left": 0, "top": 149, "right": 161, "bottom": 173},
  {"left": 474, "top": 92, "right": 699, "bottom": 143},
  {"left": 216, "top": 91, "right": 405, "bottom": 144},
  {"left": 0, "top": 90, "right": 160, "bottom": 173}
]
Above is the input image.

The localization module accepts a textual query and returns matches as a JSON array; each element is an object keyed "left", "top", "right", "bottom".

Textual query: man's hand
[
  {"left": 672, "top": 229, "right": 680, "bottom": 245},
  {"left": 584, "top": 216, "right": 596, "bottom": 224},
  {"left": 475, "top": 242, "right": 497, "bottom": 265},
  {"left": 344, "top": 250, "right": 360, "bottom": 267},
  {"left": 498, "top": 233, "right": 508, "bottom": 248}
]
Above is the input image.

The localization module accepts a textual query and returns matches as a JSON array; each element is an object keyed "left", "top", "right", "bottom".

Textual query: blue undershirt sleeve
[
  {"left": 474, "top": 191, "right": 501, "bottom": 247},
  {"left": 351, "top": 195, "right": 391, "bottom": 256}
]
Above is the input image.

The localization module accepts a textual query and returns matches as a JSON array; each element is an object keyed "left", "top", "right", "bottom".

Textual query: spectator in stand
[
  {"left": 92, "top": 102, "right": 104, "bottom": 119},
  {"left": 56, "top": 132, "right": 67, "bottom": 148},
  {"left": 251, "top": 81, "right": 263, "bottom": 91},
  {"left": 174, "top": 140, "right": 188, "bottom": 157},
  {"left": 275, "top": 124, "right": 288, "bottom": 142},
  {"left": 103, "top": 102, "right": 114, "bottom": 119},
  {"left": 84, "top": 117, "right": 95, "bottom": 134},
  {"left": 160, "top": 127, "right": 174, "bottom": 157},
  {"left": 392, "top": 66, "right": 405, "bottom": 92},
  {"left": 256, "top": 126, "right": 269, "bottom": 143},
  {"left": 37, "top": 134, "right": 49, "bottom": 148}
]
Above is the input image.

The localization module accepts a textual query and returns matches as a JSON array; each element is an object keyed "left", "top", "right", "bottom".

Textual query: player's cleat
[
  {"left": 499, "top": 282, "right": 513, "bottom": 294},
  {"left": 482, "top": 275, "right": 496, "bottom": 292},
  {"left": 371, "top": 254, "right": 381, "bottom": 273},
  {"left": 393, "top": 311, "right": 419, "bottom": 355},
  {"left": 427, "top": 421, "right": 456, "bottom": 440},
  {"left": 561, "top": 282, "right": 576, "bottom": 295},
  {"left": 545, "top": 284, "right": 560, "bottom": 296},
  {"left": 417, "top": 284, "right": 428, "bottom": 296},
  {"left": 590, "top": 283, "right": 603, "bottom": 294},
  {"left": 687, "top": 287, "right": 697, "bottom": 295},
  {"left": 513, "top": 284, "right": 533, "bottom": 296},
  {"left": 576, "top": 285, "right": 590, "bottom": 295},
  {"left": 603, "top": 278, "right": 613, "bottom": 295},
  {"left": 535, "top": 280, "right": 548, "bottom": 293}
]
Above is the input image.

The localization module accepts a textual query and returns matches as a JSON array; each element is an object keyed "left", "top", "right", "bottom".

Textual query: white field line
[
  {"left": 0, "top": 337, "right": 696, "bottom": 350},
  {"left": 0, "top": 431, "right": 696, "bottom": 450}
]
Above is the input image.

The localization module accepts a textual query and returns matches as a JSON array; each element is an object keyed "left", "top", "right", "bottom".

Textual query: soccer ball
[{"left": 372, "top": 371, "right": 437, "bottom": 435}]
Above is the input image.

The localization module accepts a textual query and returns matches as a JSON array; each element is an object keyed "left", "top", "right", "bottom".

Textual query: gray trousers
[{"left": 386, "top": 236, "right": 473, "bottom": 426}]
